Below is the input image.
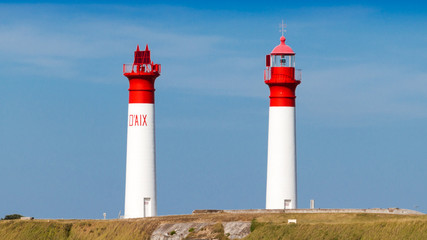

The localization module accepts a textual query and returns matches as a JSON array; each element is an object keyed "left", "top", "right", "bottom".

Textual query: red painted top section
[
  {"left": 123, "top": 45, "right": 161, "bottom": 104},
  {"left": 265, "top": 36, "right": 300, "bottom": 107},
  {"left": 271, "top": 36, "right": 295, "bottom": 55}
]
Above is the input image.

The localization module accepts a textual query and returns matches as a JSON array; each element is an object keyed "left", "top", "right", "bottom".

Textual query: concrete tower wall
[
  {"left": 266, "top": 107, "right": 297, "bottom": 209},
  {"left": 124, "top": 103, "right": 156, "bottom": 218}
]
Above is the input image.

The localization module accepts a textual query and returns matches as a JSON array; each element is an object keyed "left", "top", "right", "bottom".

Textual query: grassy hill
[{"left": 0, "top": 212, "right": 426, "bottom": 239}]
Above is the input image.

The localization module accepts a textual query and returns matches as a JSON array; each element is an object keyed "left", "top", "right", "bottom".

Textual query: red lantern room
[
  {"left": 123, "top": 45, "right": 161, "bottom": 104},
  {"left": 269, "top": 36, "right": 295, "bottom": 67},
  {"left": 264, "top": 35, "right": 301, "bottom": 107}
]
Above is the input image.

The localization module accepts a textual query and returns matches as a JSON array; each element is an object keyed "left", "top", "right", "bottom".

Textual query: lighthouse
[
  {"left": 265, "top": 32, "right": 301, "bottom": 209},
  {"left": 123, "top": 45, "right": 161, "bottom": 218}
]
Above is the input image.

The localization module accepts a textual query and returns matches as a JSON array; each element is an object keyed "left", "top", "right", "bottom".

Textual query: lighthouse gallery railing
[{"left": 123, "top": 63, "right": 161, "bottom": 74}]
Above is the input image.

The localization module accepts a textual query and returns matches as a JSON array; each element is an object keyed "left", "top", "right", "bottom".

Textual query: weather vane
[{"left": 279, "top": 20, "right": 287, "bottom": 36}]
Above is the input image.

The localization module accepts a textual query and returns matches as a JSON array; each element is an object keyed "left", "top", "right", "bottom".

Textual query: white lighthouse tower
[
  {"left": 123, "top": 45, "right": 161, "bottom": 218},
  {"left": 265, "top": 31, "right": 301, "bottom": 209}
]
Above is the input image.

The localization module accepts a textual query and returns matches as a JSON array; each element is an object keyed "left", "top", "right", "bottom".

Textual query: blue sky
[{"left": 1, "top": 1, "right": 426, "bottom": 219}]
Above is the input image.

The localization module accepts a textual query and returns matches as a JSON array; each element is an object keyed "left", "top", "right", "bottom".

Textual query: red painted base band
[
  {"left": 129, "top": 90, "right": 155, "bottom": 104},
  {"left": 270, "top": 97, "right": 295, "bottom": 107},
  {"left": 126, "top": 76, "right": 156, "bottom": 104},
  {"left": 265, "top": 67, "right": 300, "bottom": 107},
  {"left": 268, "top": 84, "right": 298, "bottom": 107}
]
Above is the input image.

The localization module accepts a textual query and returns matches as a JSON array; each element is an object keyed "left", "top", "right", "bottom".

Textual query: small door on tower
[
  {"left": 144, "top": 198, "right": 151, "bottom": 217},
  {"left": 284, "top": 199, "right": 292, "bottom": 209}
]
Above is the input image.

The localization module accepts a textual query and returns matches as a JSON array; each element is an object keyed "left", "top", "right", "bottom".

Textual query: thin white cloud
[
  {"left": 301, "top": 62, "right": 427, "bottom": 125},
  {"left": 0, "top": 4, "right": 426, "bottom": 122},
  {"left": 0, "top": 5, "right": 232, "bottom": 83}
]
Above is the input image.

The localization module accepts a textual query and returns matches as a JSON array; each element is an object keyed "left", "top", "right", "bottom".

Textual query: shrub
[
  {"left": 250, "top": 219, "right": 261, "bottom": 232},
  {"left": 3, "top": 214, "right": 23, "bottom": 220}
]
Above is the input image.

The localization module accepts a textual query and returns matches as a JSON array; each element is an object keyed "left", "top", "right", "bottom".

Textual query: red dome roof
[{"left": 271, "top": 36, "right": 295, "bottom": 55}]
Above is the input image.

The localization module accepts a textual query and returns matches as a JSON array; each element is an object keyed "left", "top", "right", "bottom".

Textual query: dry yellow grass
[
  {"left": 0, "top": 212, "right": 425, "bottom": 240},
  {"left": 246, "top": 213, "right": 427, "bottom": 240}
]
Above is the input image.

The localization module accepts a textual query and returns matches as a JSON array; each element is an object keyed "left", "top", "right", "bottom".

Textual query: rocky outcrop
[{"left": 150, "top": 221, "right": 251, "bottom": 240}]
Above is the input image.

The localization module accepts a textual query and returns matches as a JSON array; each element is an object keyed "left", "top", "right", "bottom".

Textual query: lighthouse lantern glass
[{"left": 271, "top": 55, "right": 295, "bottom": 68}]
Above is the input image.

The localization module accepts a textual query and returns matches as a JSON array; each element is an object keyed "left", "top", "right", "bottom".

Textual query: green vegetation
[
  {"left": 0, "top": 212, "right": 425, "bottom": 240},
  {"left": 250, "top": 218, "right": 260, "bottom": 232},
  {"left": 212, "top": 222, "right": 229, "bottom": 240},
  {"left": 2, "top": 214, "right": 23, "bottom": 220}
]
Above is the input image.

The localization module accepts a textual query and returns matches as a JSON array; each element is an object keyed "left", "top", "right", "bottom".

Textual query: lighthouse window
[{"left": 271, "top": 55, "right": 295, "bottom": 67}]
